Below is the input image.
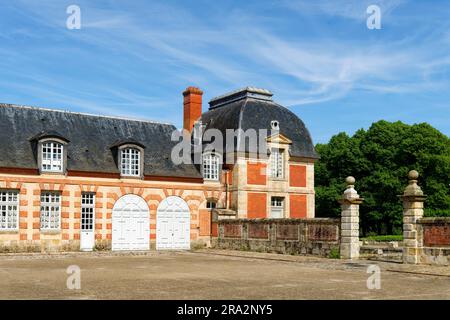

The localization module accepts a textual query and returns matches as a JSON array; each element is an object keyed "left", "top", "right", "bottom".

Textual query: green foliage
[
  {"left": 328, "top": 247, "right": 340, "bottom": 259},
  {"left": 315, "top": 120, "right": 450, "bottom": 236},
  {"left": 424, "top": 209, "right": 450, "bottom": 217},
  {"left": 360, "top": 235, "right": 403, "bottom": 242}
]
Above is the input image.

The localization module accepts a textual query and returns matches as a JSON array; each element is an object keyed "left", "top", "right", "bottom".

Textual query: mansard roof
[
  {"left": 30, "top": 130, "right": 70, "bottom": 143},
  {"left": 200, "top": 88, "right": 319, "bottom": 159},
  {"left": 0, "top": 104, "right": 202, "bottom": 179}
]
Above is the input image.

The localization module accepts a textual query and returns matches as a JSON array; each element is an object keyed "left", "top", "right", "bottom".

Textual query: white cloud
[{"left": 2, "top": 0, "right": 450, "bottom": 113}]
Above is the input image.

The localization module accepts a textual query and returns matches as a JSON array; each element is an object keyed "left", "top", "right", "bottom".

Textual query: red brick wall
[
  {"left": 248, "top": 224, "right": 269, "bottom": 239},
  {"left": 199, "top": 209, "right": 211, "bottom": 236},
  {"left": 289, "top": 165, "right": 307, "bottom": 187},
  {"left": 308, "top": 224, "right": 338, "bottom": 241},
  {"left": 223, "top": 224, "right": 242, "bottom": 238},
  {"left": 276, "top": 224, "right": 299, "bottom": 240},
  {"left": 423, "top": 225, "right": 450, "bottom": 247},
  {"left": 247, "top": 193, "right": 267, "bottom": 218},
  {"left": 289, "top": 194, "right": 307, "bottom": 218},
  {"left": 247, "top": 162, "right": 267, "bottom": 185}
]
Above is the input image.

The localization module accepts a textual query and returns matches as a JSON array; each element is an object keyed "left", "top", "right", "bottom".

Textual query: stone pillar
[
  {"left": 339, "top": 176, "right": 363, "bottom": 259},
  {"left": 400, "top": 170, "right": 426, "bottom": 264}
]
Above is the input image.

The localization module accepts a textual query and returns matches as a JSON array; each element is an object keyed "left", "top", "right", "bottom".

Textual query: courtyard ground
[{"left": 0, "top": 249, "right": 449, "bottom": 300}]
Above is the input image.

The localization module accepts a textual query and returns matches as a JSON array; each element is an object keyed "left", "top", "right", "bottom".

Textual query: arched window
[
  {"left": 202, "top": 153, "right": 220, "bottom": 181},
  {"left": 120, "top": 148, "right": 141, "bottom": 177},
  {"left": 41, "top": 141, "right": 63, "bottom": 173}
]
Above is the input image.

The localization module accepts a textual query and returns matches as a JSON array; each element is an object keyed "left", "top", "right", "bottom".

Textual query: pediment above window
[{"left": 266, "top": 133, "right": 292, "bottom": 145}]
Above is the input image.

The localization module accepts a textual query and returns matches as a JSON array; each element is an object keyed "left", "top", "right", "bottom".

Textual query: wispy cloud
[{"left": 1, "top": 0, "right": 450, "bottom": 124}]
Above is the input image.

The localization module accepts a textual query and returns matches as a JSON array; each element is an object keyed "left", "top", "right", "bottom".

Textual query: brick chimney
[{"left": 183, "top": 86, "right": 203, "bottom": 133}]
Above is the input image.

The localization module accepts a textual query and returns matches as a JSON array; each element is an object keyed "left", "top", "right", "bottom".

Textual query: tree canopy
[{"left": 315, "top": 120, "right": 450, "bottom": 235}]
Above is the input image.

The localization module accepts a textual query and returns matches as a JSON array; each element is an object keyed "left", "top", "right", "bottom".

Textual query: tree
[{"left": 315, "top": 120, "right": 450, "bottom": 235}]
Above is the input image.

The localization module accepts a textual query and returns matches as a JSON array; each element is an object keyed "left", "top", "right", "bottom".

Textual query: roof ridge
[
  {"left": 208, "top": 87, "right": 273, "bottom": 109},
  {"left": 0, "top": 103, "right": 174, "bottom": 126}
]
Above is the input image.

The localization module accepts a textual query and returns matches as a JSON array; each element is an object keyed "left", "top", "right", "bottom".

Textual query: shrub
[{"left": 328, "top": 247, "right": 340, "bottom": 259}]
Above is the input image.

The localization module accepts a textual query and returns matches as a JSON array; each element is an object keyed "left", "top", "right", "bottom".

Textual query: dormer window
[
  {"left": 202, "top": 153, "right": 220, "bottom": 181},
  {"left": 31, "top": 131, "right": 69, "bottom": 174},
  {"left": 42, "top": 141, "right": 63, "bottom": 172},
  {"left": 120, "top": 148, "right": 141, "bottom": 177},
  {"left": 270, "top": 148, "right": 284, "bottom": 179},
  {"left": 110, "top": 140, "right": 145, "bottom": 179}
]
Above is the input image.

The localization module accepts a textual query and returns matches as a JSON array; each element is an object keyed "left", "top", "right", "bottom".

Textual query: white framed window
[
  {"left": 0, "top": 190, "right": 19, "bottom": 230},
  {"left": 40, "top": 192, "right": 61, "bottom": 230},
  {"left": 81, "top": 193, "right": 95, "bottom": 231},
  {"left": 202, "top": 153, "right": 220, "bottom": 181},
  {"left": 41, "top": 141, "right": 63, "bottom": 173},
  {"left": 270, "top": 148, "right": 284, "bottom": 179},
  {"left": 270, "top": 197, "right": 284, "bottom": 218},
  {"left": 120, "top": 148, "right": 141, "bottom": 177}
]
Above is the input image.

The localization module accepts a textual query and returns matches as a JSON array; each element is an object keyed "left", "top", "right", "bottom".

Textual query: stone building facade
[{"left": 0, "top": 86, "right": 318, "bottom": 252}]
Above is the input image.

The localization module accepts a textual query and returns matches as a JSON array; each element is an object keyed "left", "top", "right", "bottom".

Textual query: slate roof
[
  {"left": 200, "top": 88, "right": 319, "bottom": 159},
  {"left": 0, "top": 104, "right": 202, "bottom": 179}
]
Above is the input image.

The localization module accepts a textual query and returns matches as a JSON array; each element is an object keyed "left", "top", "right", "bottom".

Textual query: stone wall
[
  {"left": 213, "top": 218, "right": 340, "bottom": 257},
  {"left": 416, "top": 217, "right": 450, "bottom": 265},
  {"left": 400, "top": 171, "right": 449, "bottom": 266}
]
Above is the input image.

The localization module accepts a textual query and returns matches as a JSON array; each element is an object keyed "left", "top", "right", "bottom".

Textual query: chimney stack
[{"left": 183, "top": 87, "right": 203, "bottom": 133}]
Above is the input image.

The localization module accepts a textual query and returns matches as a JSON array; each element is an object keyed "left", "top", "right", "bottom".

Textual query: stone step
[
  {"left": 360, "top": 245, "right": 403, "bottom": 263},
  {"left": 360, "top": 245, "right": 403, "bottom": 255}
]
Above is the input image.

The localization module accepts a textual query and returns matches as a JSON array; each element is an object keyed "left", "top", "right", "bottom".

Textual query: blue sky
[{"left": 0, "top": 0, "right": 449, "bottom": 143}]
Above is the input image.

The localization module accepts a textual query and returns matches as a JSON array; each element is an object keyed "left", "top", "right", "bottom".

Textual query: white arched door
[
  {"left": 156, "top": 196, "right": 190, "bottom": 250},
  {"left": 112, "top": 194, "right": 150, "bottom": 251}
]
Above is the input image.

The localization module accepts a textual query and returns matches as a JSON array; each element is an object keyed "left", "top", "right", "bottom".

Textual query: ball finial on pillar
[
  {"left": 408, "top": 170, "right": 419, "bottom": 181},
  {"left": 340, "top": 175, "right": 361, "bottom": 259},
  {"left": 346, "top": 176, "right": 355, "bottom": 186},
  {"left": 403, "top": 170, "right": 424, "bottom": 197}
]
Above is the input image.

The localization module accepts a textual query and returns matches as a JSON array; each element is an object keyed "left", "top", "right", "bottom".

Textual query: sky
[{"left": 0, "top": 0, "right": 449, "bottom": 143}]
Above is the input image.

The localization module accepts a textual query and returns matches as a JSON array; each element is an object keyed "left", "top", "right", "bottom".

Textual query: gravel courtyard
[{"left": 1, "top": 249, "right": 449, "bottom": 300}]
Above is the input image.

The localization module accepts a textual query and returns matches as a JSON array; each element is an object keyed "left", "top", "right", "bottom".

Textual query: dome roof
[{"left": 200, "top": 88, "right": 318, "bottom": 159}]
